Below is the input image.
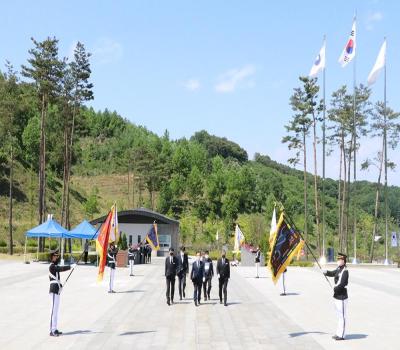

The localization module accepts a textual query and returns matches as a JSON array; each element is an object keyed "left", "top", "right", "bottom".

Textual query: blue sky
[{"left": 1, "top": 0, "right": 399, "bottom": 184}]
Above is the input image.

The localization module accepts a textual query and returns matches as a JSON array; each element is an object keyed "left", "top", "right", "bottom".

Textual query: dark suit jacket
[
  {"left": 177, "top": 253, "right": 189, "bottom": 274},
  {"left": 190, "top": 260, "right": 204, "bottom": 283},
  {"left": 49, "top": 263, "right": 71, "bottom": 294},
  {"left": 165, "top": 256, "right": 178, "bottom": 277},
  {"left": 217, "top": 258, "right": 230, "bottom": 279},
  {"left": 325, "top": 266, "right": 349, "bottom": 300}
]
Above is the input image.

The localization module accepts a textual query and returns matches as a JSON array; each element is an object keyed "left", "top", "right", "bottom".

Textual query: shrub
[
  {"left": 36, "top": 252, "right": 98, "bottom": 264},
  {"left": 0, "top": 240, "right": 7, "bottom": 247}
]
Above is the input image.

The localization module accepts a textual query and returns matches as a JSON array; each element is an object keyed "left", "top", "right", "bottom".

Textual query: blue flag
[{"left": 146, "top": 223, "right": 160, "bottom": 250}]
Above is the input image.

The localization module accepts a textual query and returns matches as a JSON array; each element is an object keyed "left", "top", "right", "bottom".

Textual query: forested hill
[{"left": 1, "top": 95, "right": 400, "bottom": 260}]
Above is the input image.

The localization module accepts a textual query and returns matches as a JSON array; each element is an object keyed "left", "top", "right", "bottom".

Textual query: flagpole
[
  {"left": 352, "top": 14, "right": 358, "bottom": 264},
  {"left": 384, "top": 37, "right": 389, "bottom": 265},
  {"left": 321, "top": 34, "right": 327, "bottom": 263}
]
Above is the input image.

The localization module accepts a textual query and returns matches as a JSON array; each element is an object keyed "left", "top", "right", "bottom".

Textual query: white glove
[
  {"left": 203, "top": 277, "right": 206, "bottom": 282},
  {"left": 217, "top": 274, "right": 220, "bottom": 279},
  {"left": 71, "top": 263, "right": 77, "bottom": 269}
]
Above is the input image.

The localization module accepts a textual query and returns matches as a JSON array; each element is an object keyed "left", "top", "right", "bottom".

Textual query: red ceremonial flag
[{"left": 96, "top": 210, "right": 113, "bottom": 282}]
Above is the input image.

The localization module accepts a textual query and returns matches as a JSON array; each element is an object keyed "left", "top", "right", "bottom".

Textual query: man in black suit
[
  {"left": 190, "top": 251, "right": 204, "bottom": 306},
  {"left": 202, "top": 250, "right": 214, "bottom": 301},
  {"left": 217, "top": 250, "right": 230, "bottom": 306},
  {"left": 165, "top": 247, "right": 178, "bottom": 305},
  {"left": 177, "top": 246, "right": 189, "bottom": 300}
]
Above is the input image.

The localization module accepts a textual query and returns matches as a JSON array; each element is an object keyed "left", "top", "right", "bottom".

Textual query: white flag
[
  {"left": 391, "top": 232, "right": 398, "bottom": 247},
  {"left": 216, "top": 230, "right": 219, "bottom": 241},
  {"left": 309, "top": 39, "right": 326, "bottom": 77},
  {"left": 269, "top": 207, "right": 277, "bottom": 243},
  {"left": 374, "top": 235, "right": 382, "bottom": 242},
  {"left": 233, "top": 224, "right": 245, "bottom": 253},
  {"left": 367, "top": 39, "right": 387, "bottom": 86},
  {"left": 338, "top": 18, "right": 356, "bottom": 67}
]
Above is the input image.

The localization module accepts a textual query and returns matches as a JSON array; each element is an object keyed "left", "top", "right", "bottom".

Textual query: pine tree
[{"left": 21, "top": 37, "right": 64, "bottom": 251}]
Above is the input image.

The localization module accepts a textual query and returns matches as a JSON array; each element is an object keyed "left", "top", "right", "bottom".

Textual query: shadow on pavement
[
  {"left": 119, "top": 331, "right": 156, "bottom": 336},
  {"left": 289, "top": 331, "right": 327, "bottom": 337},
  {"left": 62, "top": 330, "right": 100, "bottom": 336},
  {"left": 346, "top": 334, "right": 368, "bottom": 340},
  {"left": 280, "top": 292, "right": 300, "bottom": 296},
  {"left": 115, "top": 290, "right": 146, "bottom": 294}
]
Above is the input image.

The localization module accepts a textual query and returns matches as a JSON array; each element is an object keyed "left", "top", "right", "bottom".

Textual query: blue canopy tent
[
  {"left": 25, "top": 219, "right": 68, "bottom": 262},
  {"left": 66, "top": 220, "right": 98, "bottom": 240}
]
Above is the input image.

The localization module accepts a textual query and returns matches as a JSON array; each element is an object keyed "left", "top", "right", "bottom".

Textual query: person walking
[
  {"left": 177, "top": 246, "right": 189, "bottom": 300},
  {"left": 165, "top": 247, "right": 178, "bottom": 305},
  {"left": 202, "top": 250, "right": 214, "bottom": 301},
  {"left": 190, "top": 251, "right": 204, "bottom": 306},
  {"left": 216, "top": 250, "right": 230, "bottom": 306}
]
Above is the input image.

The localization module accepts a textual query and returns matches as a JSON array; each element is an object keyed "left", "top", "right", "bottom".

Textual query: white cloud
[
  {"left": 215, "top": 64, "right": 256, "bottom": 93},
  {"left": 92, "top": 37, "right": 123, "bottom": 65},
  {"left": 182, "top": 79, "right": 200, "bottom": 91},
  {"left": 365, "top": 11, "right": 383, "bottom": 31}
]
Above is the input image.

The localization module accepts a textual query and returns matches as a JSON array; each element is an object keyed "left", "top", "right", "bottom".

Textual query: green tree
[{"left": 21, "top": 37, "right": 64, "bottom": 253}]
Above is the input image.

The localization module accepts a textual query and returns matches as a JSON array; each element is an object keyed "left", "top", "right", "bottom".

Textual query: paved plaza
[{"left": 0, "top": 257, "right": 398, "bottom": 349}]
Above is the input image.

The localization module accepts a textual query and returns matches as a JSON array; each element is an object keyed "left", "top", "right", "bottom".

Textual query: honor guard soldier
[
  {"left": 202, "top": 250, "right": 214, "bottom": 301},
  {"left": 191, "top": 251, "right": 204, "bottom": 306},
  {"left": 177, "top": 246, "right": 189, "bottom": 300},
  {"left": 128, "top": 243, "right": 135, "bottom": 276},
  {"left": 49, "top": 249, "right": 75, "bottom": 337},
  {"left": 165, "top": 247, "right": 178, "bottom": 305},
  {"left": 217, "top": 250, "right": 230, "bottom": 306},
  {"left": 254, "top": 246, "right": 261, "bottom": 278},
  {"left": 280, "top": 268, "right": 287, "bottom": 296},
  {"left": 324, "top": 253, "right": 349, "bottom": 341},
  {"left": 107, "top": 242, "right": 118, "bottom": 293}
]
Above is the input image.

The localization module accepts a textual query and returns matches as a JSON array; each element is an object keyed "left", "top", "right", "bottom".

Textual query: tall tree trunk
[
  {"left": 370, "top": 140, "right": 385, "bottom": 262},
  {"left": 39, "top": 94, "right": 47, "bottom": 252},
  {"left": 8, "top": 142, "right": 14, "bottom": 255},
  {"left": 127, "top": 165, "right": 130, "bottom": 206},
  {"left": 61, "top": 115, "right": 69, "bottom": 227},
  {"left": 303, "top": 129, "right": 308, "bottom": 259},
  {"left": 345, "top": 139, "right": 353, "bottom": 255},
  {"left": 132, "top": 170, "right": 135, "bottom": 208},
  {"left": 312, "top": 115, "right": 320, "bottom": 255}
]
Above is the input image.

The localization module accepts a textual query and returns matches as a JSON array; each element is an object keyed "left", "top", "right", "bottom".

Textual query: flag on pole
[
  {"left": 391, "top": 232, "right": 398, "bottom": 247},
  {"left": 367, "top": 39, "right": 387, "bottom": 85},
  {"left": 233, "top": 224, "right": 245, "bottom": 253},
  {"left": 374, "top": 235, "right": 382, "bottom": 242},
  {"left": 309, "top": 39, "right": 326, "bottom": 77},
  {"left": 268, "top": 213, "right": 304, "bottom": 284},
  {"left": 95, "top": 209, "right": 113, "bottom": 281},
  {"left": 146, "top": 222, "right": 160, "bottom": 250},
  {"left": 216, "top": 230, "right": 219, "bottom": 241},
  {"left": 109, "top": 203, "right": 119, "bottom": 243},
  {"left": 338, "top": 18, "right": 356, "bottom": 67},
  {"left": 269, "top": 207, "right": 277, "bottom": 245}
]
